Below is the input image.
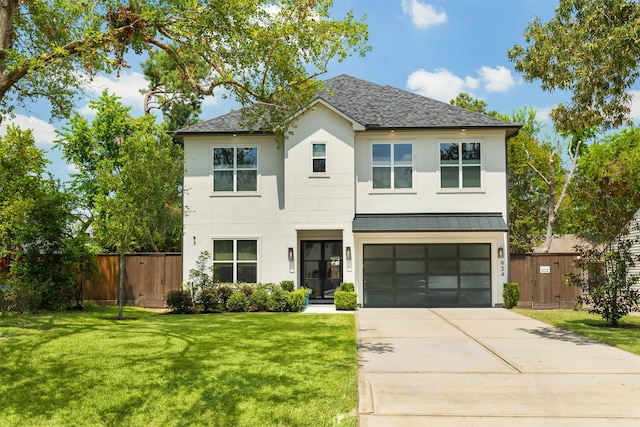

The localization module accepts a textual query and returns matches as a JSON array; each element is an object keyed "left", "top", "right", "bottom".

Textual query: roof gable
[{"left": 175, "top": 74, "right": 519, "bottom": 135}]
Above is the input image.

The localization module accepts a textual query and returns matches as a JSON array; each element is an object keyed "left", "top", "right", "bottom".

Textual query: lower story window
[{"left": 213, "top": 239, "right": 257, "bottom": 283}]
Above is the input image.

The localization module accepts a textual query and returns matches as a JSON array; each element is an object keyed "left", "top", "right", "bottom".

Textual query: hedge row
[{"left": 166, "top": 282, "right": 307, "bottom": 314}]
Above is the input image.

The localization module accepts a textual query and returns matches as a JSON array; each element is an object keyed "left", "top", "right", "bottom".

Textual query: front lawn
[
  {"left": 0, "top": 306, "right": 358, "bottom": 427},
  {"left": 514, "top": 308, "right": 640, "bottom": 356}
]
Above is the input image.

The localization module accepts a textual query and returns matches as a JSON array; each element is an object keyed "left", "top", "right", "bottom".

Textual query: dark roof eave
[{"left": 362, "top": 125, "right": 521, "bottom": 138}]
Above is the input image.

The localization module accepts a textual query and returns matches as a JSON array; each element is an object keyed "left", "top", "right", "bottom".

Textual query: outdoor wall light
[
  {"left": 288, "top": 247, "right": 294, "bottom": 262},
  {"left": 346, "top": 246, "right": 352, "bottom": 261},
  {"left": 498, "top": 247, "right": 504, "bottom": 259},
  {"left": 193, "top": 236, "right": 196, "bottom": 245}
]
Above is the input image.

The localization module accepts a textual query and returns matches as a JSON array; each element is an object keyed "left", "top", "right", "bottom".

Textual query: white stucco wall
[{"left": 182, "top": 108, "right": 510, "bottom": 302}]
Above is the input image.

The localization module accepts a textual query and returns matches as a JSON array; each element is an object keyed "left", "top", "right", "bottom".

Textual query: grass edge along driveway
[
  {"left": 0, "top": 306, "right": 358, "bottom": 427},
  {"left": 514, "top": 308, "right": 640, "bottom": 356}
]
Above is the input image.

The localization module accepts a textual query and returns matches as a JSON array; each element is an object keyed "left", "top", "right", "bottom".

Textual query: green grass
[
  {"left": 0, "top": 306, "right": 358, "bottom": 427},
  {"left": 514, "top": 308, "right": 640, "bottom": 356}
]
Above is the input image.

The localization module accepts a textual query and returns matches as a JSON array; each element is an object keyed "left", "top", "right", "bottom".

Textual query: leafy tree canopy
[
  {"left": 0, "top": 0, "right": 369, "bottom": 131},
  {"left": 508, "top": 0, "right": 640, "bottom": 134}
]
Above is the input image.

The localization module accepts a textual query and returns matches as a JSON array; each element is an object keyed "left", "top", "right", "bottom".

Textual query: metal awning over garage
[{"left": 352, "top": 213, "right": 508, "bottom": 233}]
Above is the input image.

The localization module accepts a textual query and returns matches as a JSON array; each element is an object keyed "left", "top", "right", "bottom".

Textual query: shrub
[
  {"left": 280, "top": 280, "right": 294, "bottom": 292},
  {"left": 166, "top": 290, "right": 193, "bottom": 314},
  {"left": 214, "top": 284, "right": 235, "bottom": 307},
  {"left": 334, "top": 291, "right": 357, "bottom": 310},
  {"left": 503, "top": 282, "right": 520, "bottom": 309},
  {"left": 198, "top": 288, "right": 220, "bottom": 313},
  {"left": 288, "top": 289, "right": 307, "bottom": 312},
  {"left": 268, "top": 289, "right": 290, "bottom": 312},
  {"left": 340, "top": 282, "right": 354, "bottom": 292},
  {"left": 237, "top": 283, "right": 255, "bottom": 297},
  {"left": 226, "top": 292, "right": 248, "bottom": 312},
  {"left": 247, "top": 289, "right": 270, "bottom": 312}
]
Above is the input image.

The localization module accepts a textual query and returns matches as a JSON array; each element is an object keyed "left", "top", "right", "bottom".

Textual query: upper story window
[
  {"left": 440, "top": 142, "right": 481, "bottom": 188},
  {"left": 213, "top": 147, "right": 257, "bottom": 192},
  {"left": 372, "top": 143, "right": 413, "bottom": 189},
  {"left": 312, "top": 143, "right": 326, "bottom": 173}
]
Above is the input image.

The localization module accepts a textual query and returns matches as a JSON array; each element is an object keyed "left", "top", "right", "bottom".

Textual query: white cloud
[
  {"left": 401, "top": 0, "right": 446, "bottom": 29},
  {"left": 80, "top": 71, "right": 148, "bottom": 114},
  {"left": 0, "top": 114, "right": 57, "bottom": 147},
  {"left": 630, "top": 90, "right": 640, "bottom": 121},
  {"left": 477, "top": 66, "right": 515, "bottom": 92},
  {"left": 407, "top": 68, "right": 478, "bottom": 102}
]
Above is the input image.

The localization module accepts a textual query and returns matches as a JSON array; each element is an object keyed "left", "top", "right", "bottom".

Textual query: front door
[{"left": 301, "top": 240, "right": 343, "bottom": 299}]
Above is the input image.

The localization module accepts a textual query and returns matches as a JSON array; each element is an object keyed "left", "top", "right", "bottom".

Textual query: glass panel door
[{"left": 301, "top": 240, "right": 343, "bottom": 299}]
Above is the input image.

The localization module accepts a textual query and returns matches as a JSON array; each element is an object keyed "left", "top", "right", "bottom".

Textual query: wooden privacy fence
[
  {"left": 82, "top": 253, "right": 182, "bottom": 308},
  {"left": 510, "top": 253, "right": 583, "bottom": 309}
]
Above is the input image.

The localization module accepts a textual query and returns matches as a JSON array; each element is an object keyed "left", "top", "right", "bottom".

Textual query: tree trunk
[
  {"left": 542, "top": 153, "right": 557, "bottom": 253},
  {"left": 118, "top": 249, "right": 125, "bottom": 319}
]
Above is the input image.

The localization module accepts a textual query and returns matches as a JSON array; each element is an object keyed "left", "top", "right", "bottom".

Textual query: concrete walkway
[{"left": 357, "top": 308, "right": 640, "bottom": 426}]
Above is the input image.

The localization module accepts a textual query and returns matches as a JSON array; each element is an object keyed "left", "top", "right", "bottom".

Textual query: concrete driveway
[{"left": 357, "top": 308, "right": 640, "bottom": 426}]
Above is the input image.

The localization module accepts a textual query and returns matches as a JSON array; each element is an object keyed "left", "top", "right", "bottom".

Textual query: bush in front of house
[
  {"left": 340, "top": 282, "right": 354, "bottom": 292},
  {"left": 334, "top": 291, "right": 357, "bottom": 310},
  {"left": 166, "top": 289, "right": 193, "bottom": 313},
  {"left": 268, "top": 289, "right": 290, "bottom": 312},
  {"left": 280, "top": 280, "right": 294, "bottom": 292},
  {"left": 198, "top": 288, "right": 220, "bottom": 313},
  {"left": 214, "top": 284, "right": 235, "bottom": 307},
  {"left": 288, "top": 289, "right": 307, "bottom": 312},
  {"left": 247, "top": 289, "right": 270, "bottom": 312},
  {"left": 226, "top": 292, "right": 248, "bottom": 312},
  {"left": 503, "top": 282, "right": 520, "bottom": 309},
  {"left": 237, "top": 283, "right": 255, "bottom": 297}
]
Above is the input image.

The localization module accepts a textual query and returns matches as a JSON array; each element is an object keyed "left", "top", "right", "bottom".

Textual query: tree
[
  {"left": 508, "top": 0, "right": 640, "bottom": 134},
  {"left": 140, "top": 49, "right": 204, "bottom": 131},
  {"left": 450, "top": 93, "right": 498, "bottom": 116},
  {"left": 0, "top": 125, "right": 79, "bottom": 312},
  {"left": 57, "top": 92, "right": 183, "bottom": 318},
  {"left": 0, "top": 0, "right": 369, "bottom": 131},
  {"left": 572, "top": 127, "right": 640, "bottom": 244},
  {"left": 566, "top": 238, "right": 640, "bottom": 327}
]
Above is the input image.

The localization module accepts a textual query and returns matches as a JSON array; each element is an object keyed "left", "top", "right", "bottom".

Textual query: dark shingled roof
[
  {"left": 176, "top": 74, "right": 520, "bottom": 135},
  {"left": 352, "top": 213, "right": 508, "bottom": 233}
]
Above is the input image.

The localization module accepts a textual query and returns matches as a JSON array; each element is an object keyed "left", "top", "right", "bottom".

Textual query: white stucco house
[{"left": 175, "top": 75, "right": 520, "bottom": 307}]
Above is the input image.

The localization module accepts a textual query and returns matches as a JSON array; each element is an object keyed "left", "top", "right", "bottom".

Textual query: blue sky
[{"left": 2, "top": 0, "right": 640, "bottom": 181}]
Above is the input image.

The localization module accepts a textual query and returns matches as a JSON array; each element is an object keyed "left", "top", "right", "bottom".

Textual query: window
[
  {"left": 213, "top": 147, "right": 257, "bottom": 192},
  {"left": 213, "top": 239, "right": 258, "bottom": 283},
  {"left": 440, "top": 142, "right": 481, "bottom": 188},
  {"left": 372, "top": 143, "right": 412, "bottom": 189},
  {"left": 312, "top": 143, "right": 326, "bottom": 173}
]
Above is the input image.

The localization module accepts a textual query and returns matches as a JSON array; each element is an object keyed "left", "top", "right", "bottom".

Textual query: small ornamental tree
[{"left": 565, "top": 234, "right": 640, "bottom": 327}]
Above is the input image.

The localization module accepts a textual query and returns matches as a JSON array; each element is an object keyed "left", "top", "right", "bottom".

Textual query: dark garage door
[{"left": 363, "top": 243, "right": 491, "bottom": 307}]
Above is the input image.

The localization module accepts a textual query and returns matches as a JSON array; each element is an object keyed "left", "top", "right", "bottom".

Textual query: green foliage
[
  {"left": 508, "top": 0, "right": 640, "bottom": 133},
  {"left": 572, "top": 127, "right": 640, "bottom": 244},
  {"left": 334, "top": 291, "right": 357, "bottom": 310},
  {"left": 247, "top": 289, "right": 269, "bottom": 312},
  {"left": 226, "top": 292, "right": 248, "bottom": 312},
  {"left": 0, "top": 125, "right": 81, "bottom": 312},
  {"left": 1, "top": 0, "right": 370, "bottom": 135},
  {"left": 237, "top": 283, "right": 255, "bottom": 297},
  {"left": 186, "top": 251, "right": 215, "bottom": 302},
  {"left": 165, "top": 290, "right": 193, "bottom": 314},
  {"left": 502, "top": 283, "right": 520, "bottom": 309},
  {"left": 340, "top": 282, "right": 355, "bottom": 292},
  {"left": 288, "top": 289, "right": 307, "bottom": 313},
  {"left": 565, "top": 236, "right": 640, "bottom": 326},
  {"left": 279, "top": 280, "right": 294, "bottom": 292},
  {"left": 214, "top": 284, "right": 235, "bottom": 308},
  {"left": 198, "top": 288, "right": 220, "bottom": 313},
  {"left": 268, "top": 289, "right": 290, "bottom": 312}
]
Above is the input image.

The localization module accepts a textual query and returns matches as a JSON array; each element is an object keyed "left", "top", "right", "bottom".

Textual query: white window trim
[
  {"left": 311, "top": 142, "right": 327, "bottom": 174},
  {"left": 370, "top": 141, "right": 414, "bottom": 191},
  {"left": 211, "top": 145, "right": 259, "bottom": 194},
  {"left": 211, "top": 238, "right": 260, "bottom": 283},
  {"left": 437, "top": 139, "right": 484, "bottom": 191}
]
